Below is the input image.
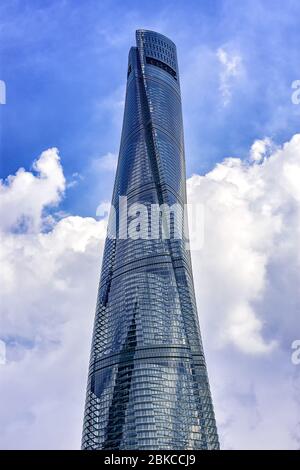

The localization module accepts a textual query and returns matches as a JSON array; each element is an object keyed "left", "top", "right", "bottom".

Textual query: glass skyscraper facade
[{"left": 82, "top": 30, "right": 219, "bottom": 450}]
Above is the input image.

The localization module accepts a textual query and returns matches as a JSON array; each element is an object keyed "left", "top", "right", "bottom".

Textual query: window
[{"left": 145, "top": 56, "right": 177, "bottom": 80}]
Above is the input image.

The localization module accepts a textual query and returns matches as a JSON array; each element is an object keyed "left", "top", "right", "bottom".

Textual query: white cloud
[
  {"left": 0, "top": 340, "right": 6, "bottom": 365},
  {"left": 189, "top": 135, "right": 300, "bottom": 352},
  {"left": 95, "top": 85, "right": 125, "bottom": 127},
  {"left": 67, "top": 172, "right": 84, "bottom": 189},
  {"left": 92, "top": 152, "right": 118, "bottom": 172},
  {"left": 0, "top": 150, "right": 107, "bottom": 449},
  {"left": 0, "top": 79, "right": 6, "bottom": 105},
  {"left": 0, "top": 136, "right": 300, "bottom": 449},
  {"left": 250, "top": 137, "right": 274, "bottom": 162},
  {"left": 0, "top": 148, "right": 65, "bottom": 233},
  {"left": 188, "top": 133, "right": 300, "bottom": 448},
  {"left": 217, "top": 47, "right": 243, "bottom": 106}
]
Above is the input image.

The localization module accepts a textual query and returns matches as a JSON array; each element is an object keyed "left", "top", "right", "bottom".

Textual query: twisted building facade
[{"left": 82, "top": 30, "right": 219, "bottom": 450}]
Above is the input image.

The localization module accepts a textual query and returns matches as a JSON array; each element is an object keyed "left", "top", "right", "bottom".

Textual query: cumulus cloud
[
  {"left": 0, "top": 148, "right": 65, "bottom": 233},
  {"left": 249, "top": 137, "right": 274, "bottom": 163},
  {"left": 0, "top": 149, "right": 106, "bottom": 449},
  {"left": 0, "top": 136, "right": 300, "bottom": 449},
  {"left": 188, "top": 133, "right": 300, "bottom": 448}
]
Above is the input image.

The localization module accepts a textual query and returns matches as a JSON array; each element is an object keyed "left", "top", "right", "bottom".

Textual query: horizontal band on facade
[
  {"left": 99, "top": 254, "right": 194, "bottom": 289},
  {"left": 112, "top": 182, "right": 186, "bottom": 207},
  {"left": 143, "top": 74, "right": 181, "bottom": 98},
  {"left": 145, "top": 60, "right": 177, "bottom": 81},
  {"left": 89, "top": 346, "right": 206, "bottom": 376}
]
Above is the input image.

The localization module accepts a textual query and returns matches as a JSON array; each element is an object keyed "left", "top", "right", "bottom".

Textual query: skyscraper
[{"left": 82, "top": 30, "right": 219, "bottom": 450}]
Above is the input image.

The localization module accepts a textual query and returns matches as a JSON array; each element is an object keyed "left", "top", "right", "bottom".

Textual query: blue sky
[
  {"left": 0, "top": 0, "right": 300, "bottom": 449},
  {"left": 1, "top": 0, "right": 299, "bottom": 217}
]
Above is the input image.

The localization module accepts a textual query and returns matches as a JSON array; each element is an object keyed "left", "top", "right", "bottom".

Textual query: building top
[
  {"left": 135, "top": 29, "right": 178, "bottom": 79},
  {"left": 135, "top": 29, "right": 176, "bottom": 48}
]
